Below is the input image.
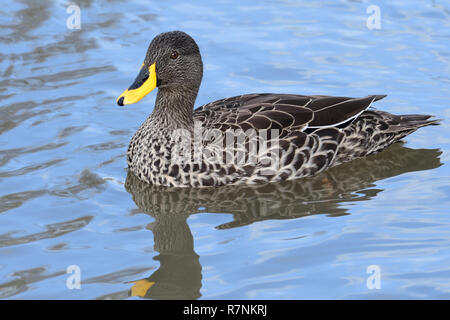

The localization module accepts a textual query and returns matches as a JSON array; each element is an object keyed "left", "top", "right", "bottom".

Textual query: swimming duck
[{"left": 117, "top": 31, "right": 439, "bottom": 188}]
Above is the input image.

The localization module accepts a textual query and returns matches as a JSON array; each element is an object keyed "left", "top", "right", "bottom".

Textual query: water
[{"left": 0, "top": 0, "right": 449, "bottom": 299}]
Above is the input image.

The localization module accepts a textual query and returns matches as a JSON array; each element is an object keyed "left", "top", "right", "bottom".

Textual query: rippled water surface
[{"left": 1, "top": 0, "right": 449, "bottom": 299}]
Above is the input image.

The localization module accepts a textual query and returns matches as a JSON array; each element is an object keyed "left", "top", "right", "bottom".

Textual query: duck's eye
[{"left": 170, "top": 51, "right": 179, "bottom": 60}]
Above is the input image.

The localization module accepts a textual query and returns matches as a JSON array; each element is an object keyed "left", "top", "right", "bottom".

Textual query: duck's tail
[
  {"left": 333, "top": 110, "right": 441, "bottom": 166},
  {"left": 384, "top": 114, "right": 441, "bottom": 133}
]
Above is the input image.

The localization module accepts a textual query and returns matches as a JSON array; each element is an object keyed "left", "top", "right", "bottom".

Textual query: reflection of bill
[
  {"left": 129, "top": 279, "right": 155, "bottom": 298},
  {"left": 127, "top": 211, "right": 201, "bottom": 299},
  {"left": 120, "top": 143, "right": 441, "bottom": 299}
]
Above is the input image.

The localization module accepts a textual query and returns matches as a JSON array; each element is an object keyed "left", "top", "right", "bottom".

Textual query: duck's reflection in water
[{"left": 119, "top": 143, "right": 441, "bottom": 299}]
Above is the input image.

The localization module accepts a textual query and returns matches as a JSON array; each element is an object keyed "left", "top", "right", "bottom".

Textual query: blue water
[{"left": 0, "top": 0, "right": 449, "bottom": 299}]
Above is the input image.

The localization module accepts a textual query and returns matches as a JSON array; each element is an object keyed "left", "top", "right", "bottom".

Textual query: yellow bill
[
  {"left": 129, "top": 279, "right": 155, "bottom": 297},
  {"left": 117, "top": 63, "right": 157, "bottom": 106}
]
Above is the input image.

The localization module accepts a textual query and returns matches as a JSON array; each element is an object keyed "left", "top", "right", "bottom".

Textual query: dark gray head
[
  {"left": 146, "top": 31, "right": 203, "bottom": 89},
  {"left": 117, "top": 31, "right": 203, "bottom": 106}
]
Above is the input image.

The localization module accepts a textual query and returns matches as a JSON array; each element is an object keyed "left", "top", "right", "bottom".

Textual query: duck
[{"left": 117, "top": 31, "right": 439, "bottom": 188}]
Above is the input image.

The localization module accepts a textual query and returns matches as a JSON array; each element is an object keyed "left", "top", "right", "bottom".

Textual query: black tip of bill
[{"left": 117, "top": 96, "right": 125, "bottom": 106}]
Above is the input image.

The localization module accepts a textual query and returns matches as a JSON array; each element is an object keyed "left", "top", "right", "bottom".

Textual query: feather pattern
[
  {"left": 127, "top": 93, "right": 439, "bottom": 187},
  {"left": 121, "top": 32, "right": 439, "bottom": 188}
]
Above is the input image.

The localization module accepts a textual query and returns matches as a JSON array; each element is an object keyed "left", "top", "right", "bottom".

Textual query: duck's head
[{"left": 117, "top": 31, "right": 203, "bottom": 106}]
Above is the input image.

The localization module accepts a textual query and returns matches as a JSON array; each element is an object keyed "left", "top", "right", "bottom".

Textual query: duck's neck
[{"left": 150, "top": 86, "right": 199, "bottom": 130}]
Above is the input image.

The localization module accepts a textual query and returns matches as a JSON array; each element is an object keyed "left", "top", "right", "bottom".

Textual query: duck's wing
[
  {"left": 194, "top": 94, "right": 314, "bottom": 135},
  {"left": 194, "top": 93, "right": 386, "bottom": 134},
  {"left": 305, "top": 94, "right": 386, "bottom": 129}
]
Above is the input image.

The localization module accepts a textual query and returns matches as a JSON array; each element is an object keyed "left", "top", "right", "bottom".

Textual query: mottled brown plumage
[{"left": 121, "top": 31, "right": 440, "bottom": 188}]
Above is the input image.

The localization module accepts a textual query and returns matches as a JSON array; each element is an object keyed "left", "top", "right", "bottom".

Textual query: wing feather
[
  {"left": 307, "top": 95, "right": 386, "bottom": 128},
  {"left": 193, "top": 93, "right": 387, "bottom": 134}
]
